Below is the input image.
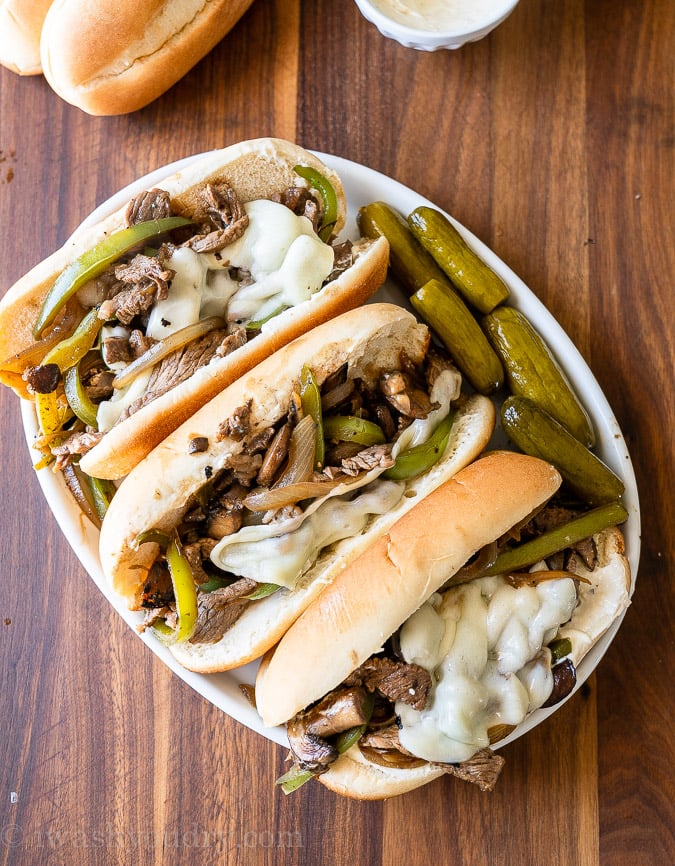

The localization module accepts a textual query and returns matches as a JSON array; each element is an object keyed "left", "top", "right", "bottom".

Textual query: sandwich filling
[
  {"left": 137, "top": 348, "right": 464, "bottom": 647},
  {"left": 17, "top": 172, "right": 359, "bottom": 476}
]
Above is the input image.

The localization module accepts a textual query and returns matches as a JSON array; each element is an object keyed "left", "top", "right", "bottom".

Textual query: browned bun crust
[
  {"left": 0, "top": 0, "right": 52, "bottom": 74},
  {"left": 255, "top": 451, "right": 563, "bottom": 728},
  {"left": 40, "top": 0, "right": 255, "bottom": 114},
  {"left": 0, "top": 139, "right": 387, "bottom": 478}
]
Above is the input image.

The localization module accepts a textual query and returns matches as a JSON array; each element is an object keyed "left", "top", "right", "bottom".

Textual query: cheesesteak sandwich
[
  {"left": 98, "top": 303, "right": 495, "bottom": 672},
  {"left": 254, "top": 451, "right": 631, "bottom": 798},
  {"left": 0, "top": 138, "right": 388, "bottom": 481}
]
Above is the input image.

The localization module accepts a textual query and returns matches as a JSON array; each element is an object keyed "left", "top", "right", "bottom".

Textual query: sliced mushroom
[
  {"left": 379, "top": 370, "right": 436, "bottom": 419},
  {"left": 287, "top": 686, "right": 372, "bottom": 773},
  {"left": 256, "top": 422, "right": 292, "bottom": 487}
]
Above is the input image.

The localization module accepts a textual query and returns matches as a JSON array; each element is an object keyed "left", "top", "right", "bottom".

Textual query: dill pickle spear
[
  {"left": 408, "top": 206, "right": 510, "bottom": 314},
  {"left": 357, "top": 201, "right": 454, "bottom": 296},
  {"left": 411, "top": 279, "right": 504, "bottom": 394},
  {"left": 481, "top": 500, "right": 629, "bottom": 576},
  {"left": 484, "top": 305, "right": 595, "bottom": 447},
  {"left": 501, "top": 396, "right": 624, "bottom": 505}
]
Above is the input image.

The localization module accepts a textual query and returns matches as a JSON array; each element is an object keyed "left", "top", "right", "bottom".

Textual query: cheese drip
[
  {"left": 396, "top": 575, "right": 577, "bottom": 763},
  {"left": 215, "top": 479, "right": 404, "bottom": 589},
  {"left": 97, "top": 199, "right": 334, "bottom": 428},
  {"left": 146, "top": 199, "right": 334, "bottom": 339}
]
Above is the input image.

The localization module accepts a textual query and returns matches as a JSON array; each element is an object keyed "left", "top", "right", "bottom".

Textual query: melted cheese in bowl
[{"left": 397, "top": 575, "right": 578, "bottom": 763}]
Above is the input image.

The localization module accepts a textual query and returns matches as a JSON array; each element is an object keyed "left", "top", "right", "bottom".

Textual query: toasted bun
[
  {"left": 255, "top": 450, "right": 563, "bottom": 728},
  {"left": 0, "top": 0, "right": 52, "bottom": 74},
  {"left": 0, "top": 139, "right": 387, "bottom": 478},
  {"left": 99, "top": 303, "right": 430, "bottom": 601},
  {"left": 40, "top": 0, "right": 255, "bottom": 114},
  {"left": 318, "top": 745, "right": 445, "bottom": 800}
]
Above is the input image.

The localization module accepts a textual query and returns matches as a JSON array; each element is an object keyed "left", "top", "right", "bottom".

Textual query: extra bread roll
[
  {"left": 0, "top": 138, "right": 387, "bottom": 480},
  {"left": 255, "top": 450, "right": 563, "bottom": 728},
  {"left": 99, "top": 303, "right": 496, "bottom": 672},
  {"left": 0, "top": 0, "right": 52, "bottom": 74},
  {"left": 40, "top": 0, "right": 255, "bottom": 114}
]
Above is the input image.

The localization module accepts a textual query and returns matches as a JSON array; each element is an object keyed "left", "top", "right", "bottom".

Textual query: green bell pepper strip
[
  {"left": 166, "top": 535, "right": 198, "bottom": 643},
  {"left": 245, "top": 305, "right": 289, "bottom": 332},
  {"left": 34, "top": 216, "right": 192, "bottom": 338},
  {"left": 42, "top": 306, "right": 103, "bottom": 371},
  {"left": 299, "top": 365, "right": 324, "bottom": 470},
  {"left": 322, "top": 415, "right": 386, "bottom": 446},
  {"left": 63, "top": 362, "right": 99, "bottom": 428},
  {"left": 276, "top": 768, "right": 314, "bottom": 794},
  {"left": 293, "top": 165, "right": 338, "bottom": 242},
  {"left": 383, "top": 410, "right": 455, "bottom": 481},
  {"left": 197, "top": 575, "right": 234, "bottom": 594},
  {"left": 133, "top": 527, "right": 197, "bottom": 643},
  {"left": 244, "top": 582, "right": 281, "bottom": 600},
  {"left": 86, "top": 475, "right": 116, "bottom": 521},
  {"left": 549, "top": 637, "right": 573, "bottom": 664},
  {"left": 482, "top": 501, "right": 629, "bottom": 577},
  {"left": 134, "top": 528, "right": 173, "bottom": 549}
]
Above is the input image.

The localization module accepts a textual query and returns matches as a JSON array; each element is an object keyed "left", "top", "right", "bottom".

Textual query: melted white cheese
[
  {"left": 213, "top": 479, "right": 404, "bottom": 589},
  {"left": 146, "top": 200, "right": 333, "bottom": 337},
  {"left": 97, "top": 199, "right": 335, "bottom": 429},
  {"left": 146, "top": 247, "right": 208, "bottom": 339},
  {"left": 217, "top": 200, "right": 335, "bottom": 323},
  {"left": 96, "top": 368, "right": 153, "bottom": 432},
  {"left": 396, "top": 575, "right": 577, "bottom": 763}
]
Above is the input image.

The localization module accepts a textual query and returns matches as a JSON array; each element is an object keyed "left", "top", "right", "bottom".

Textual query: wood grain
[{"left": 0, "top": 1, "right": 673, "bottom": 864}]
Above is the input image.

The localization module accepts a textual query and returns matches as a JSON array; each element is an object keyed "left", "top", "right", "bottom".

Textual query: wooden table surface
[{"left": 0, "top": 1, "right": 673, "bottom": 864}]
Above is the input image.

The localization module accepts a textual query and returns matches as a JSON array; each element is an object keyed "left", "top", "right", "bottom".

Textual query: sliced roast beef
[
  {"left": 82, "top": 367, "right": 115, "bottom": 401},
  {"left": 187, "top": 183, "right": 249, "bottom": 254},
  {"left": 116, "top": 328, "right": 229, "bottom": 422},
  {"left": 125, "top": 188, "right": 172, "bottom": 225},
  {"left": 345, "top": 657, "right": 432, "bottom": 711},
  {"left": 52, "top": 430, "right": 105, "bottom": 467},
  {"left": 188, "top": 577, "right": 258, "bottom": 645},
  {"left": 435, "top": 748, "right": 506, "bottom": 793},
  {"left": 98, "top": 250, "right": 175, "bottom": 324},
  {"left": 271, "top": 186, "right": 322, "bottom": 233},
  {"left": 379, "top": 370, "right": 438, "bottom": 419}
]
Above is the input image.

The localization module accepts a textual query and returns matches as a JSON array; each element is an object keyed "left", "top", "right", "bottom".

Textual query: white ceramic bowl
[{"left": 354, "top": 0, "right": 520, "bottom": 50}]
